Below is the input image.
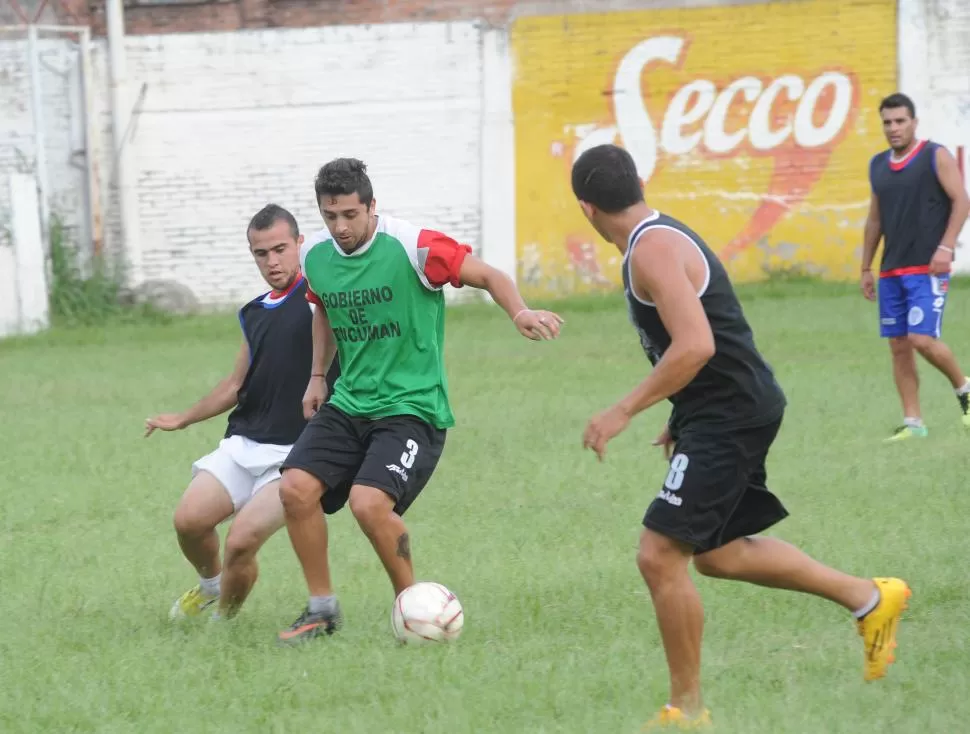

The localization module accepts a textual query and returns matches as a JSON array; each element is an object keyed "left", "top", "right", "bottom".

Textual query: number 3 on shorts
[
  {"left": 400, "top": 439, "right": 420, "bottom": 469},
  {"left": 664, "top": 453, "right": 689, "bottom": 491}
]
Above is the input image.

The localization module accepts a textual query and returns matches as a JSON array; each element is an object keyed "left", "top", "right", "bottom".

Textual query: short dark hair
[
  {"left": 571, "top": 144, "right": 644, "bottom": 214},
  {"left": 314, "top": 157, "right": 374, "bottom": 206},
  {"left": 247, "top": 203, "right": 299, "bottom": 242},
  {"left": 879, "top": 92, "right": 915, "bottom": 118}
]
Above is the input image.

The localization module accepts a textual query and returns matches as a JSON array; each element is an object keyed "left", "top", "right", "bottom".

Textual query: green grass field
[{"left": 2, "top": 281, "right": 968, "bottom": 733}]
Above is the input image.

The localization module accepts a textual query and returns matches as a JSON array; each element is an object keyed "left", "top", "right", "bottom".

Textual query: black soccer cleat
[{"left": 276, "top": 604, "right": 342, "bottom": 645}]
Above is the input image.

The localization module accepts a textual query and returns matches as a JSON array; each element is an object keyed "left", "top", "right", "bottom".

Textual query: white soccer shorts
[{"left": 191, "top": 435, "right": 292, "bottom": 511}]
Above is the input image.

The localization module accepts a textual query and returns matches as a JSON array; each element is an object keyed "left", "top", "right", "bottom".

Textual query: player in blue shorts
[{"left": 861, "top": 93, "right": 970, "bottom": 441}]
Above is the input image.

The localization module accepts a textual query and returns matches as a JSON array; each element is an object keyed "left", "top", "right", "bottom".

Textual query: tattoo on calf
[{"left": 396, "top": 532, "right": 411, "bottom": 561}]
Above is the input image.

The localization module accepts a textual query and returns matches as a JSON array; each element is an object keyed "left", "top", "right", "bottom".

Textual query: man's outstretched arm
[
  {"left": 458, "top": 254, "right": 563, "bottom": 341},
  {"left": 145, "top": 340, "right": 249, "bottom": 436},
  {"left": 413, "top": 226, "right": 563, "bottom": 341}
]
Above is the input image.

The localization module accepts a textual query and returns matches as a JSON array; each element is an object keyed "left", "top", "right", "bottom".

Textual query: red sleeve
[
  {"left": 305, "top": 288, "right": 323, "bottom": 307},
  {"left": 417, "top": 229, "right": 472, "bottom": 288}
]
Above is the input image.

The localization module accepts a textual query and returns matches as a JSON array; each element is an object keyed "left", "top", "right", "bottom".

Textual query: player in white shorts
[{"left": 145, "top": 204, "right": 340, "bottom": 620}]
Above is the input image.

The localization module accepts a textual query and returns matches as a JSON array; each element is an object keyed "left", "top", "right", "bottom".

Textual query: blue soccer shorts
[{"left": 878, "top": 270, "right": 950, "bottom": 339}]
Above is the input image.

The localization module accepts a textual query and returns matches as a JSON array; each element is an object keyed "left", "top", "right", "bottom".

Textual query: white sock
[
  {"left": 199, "top": 573, "right": 221, "bottom": 597},
  {"left": 903, "top": 416, "right": 923, "bottom": 428},
  {"left": 852, "top": 587, "right": 881, "bottom": 619},
  {"left": 955, "top": 379, "right": 970, "bottom": 396}
]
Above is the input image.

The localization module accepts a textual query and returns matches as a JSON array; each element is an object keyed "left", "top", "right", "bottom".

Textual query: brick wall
[
  {"left": 0, "top": 35, "right": 90, "bottom": 252},
  {"left": 75, "top": 0, "right": 517, "bottom": 35},
  {"left": 83, "top": 21, "right": 485, "bottom": 306},
  {"left": 57, "top": 0, "right": 678, "bottom": 35}
]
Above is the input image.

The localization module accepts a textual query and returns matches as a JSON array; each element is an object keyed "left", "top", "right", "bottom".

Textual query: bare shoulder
[
  {"left": 934, "top": 143, "right": 956, "bottom": 164},
  {"left": 632, "top": 226, "right": 707, "bottom": 295},
  {"left": 932, "top": 144, "right": 969, "bottom": 201}
]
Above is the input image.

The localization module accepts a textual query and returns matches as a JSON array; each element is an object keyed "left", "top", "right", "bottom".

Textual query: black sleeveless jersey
[
  {"left": 622, "top": 212, "right": 786, "bottom": 434},
  {"left": 225, "top": 276, "right": 341, "bottom": 445},
  {"left": 869, "top": 140, "right": 951, "bottom": 273}
]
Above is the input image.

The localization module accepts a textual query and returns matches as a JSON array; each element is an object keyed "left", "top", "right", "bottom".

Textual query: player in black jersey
[
  {"left": 862, "top": 92, "right": 970, "bottom": 442},
  {"left": 145, "top": 204, "right": 340, "bottom": 621},
  {"left": 572, "top": 144, "right": 910, "bottom": 729}
]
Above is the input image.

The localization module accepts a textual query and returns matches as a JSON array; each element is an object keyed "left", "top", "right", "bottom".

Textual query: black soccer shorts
[
  {"left": 643, "top": 415, "right": 789, "bottom": 554},
  {"left": 282, "top": 403, "right": 447, "bottom": 516}
]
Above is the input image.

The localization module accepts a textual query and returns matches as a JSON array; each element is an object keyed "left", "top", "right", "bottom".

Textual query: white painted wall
[
  {"left": 479, "top": 27, "right": 518, "bottom": 292},
  {"left": 0, "top": 225, "right": 18, "bottom": 337},
  {"left": 0, "top": 174, "right": 49, "bottom": 338},
  {"left": 85, "top": 21, "right": 486, "bottom": 307},
  {"left": 0, "top": 34, "right": 89, "bottom": 252},
  {"left": 898, "top": 0, "right": 970, "bottom": 273}
]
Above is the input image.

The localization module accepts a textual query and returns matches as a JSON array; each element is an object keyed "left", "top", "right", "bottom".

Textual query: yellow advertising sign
[{"left": 511, "top": 0, "right": 896, "bottom": 297}]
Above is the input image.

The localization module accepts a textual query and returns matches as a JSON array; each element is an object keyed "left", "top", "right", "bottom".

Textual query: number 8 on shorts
[{"left": 664, "top": 453, "right": 689, "bottom": 491}]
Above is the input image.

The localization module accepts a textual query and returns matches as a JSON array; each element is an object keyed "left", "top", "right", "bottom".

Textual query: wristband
[
  {"left": 938, "top": 245, "right": 955, "bottom": 254},
  {"left": 512, "top": 309, "right": 532, "bottom": 323},
  {"left": 311, "top": 372, "right": 326, "bottom": 377}
]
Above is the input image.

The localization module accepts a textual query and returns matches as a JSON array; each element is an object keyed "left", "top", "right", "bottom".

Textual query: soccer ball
[{"left": 391, "top": 581, "right": 464, "bottom": 644}]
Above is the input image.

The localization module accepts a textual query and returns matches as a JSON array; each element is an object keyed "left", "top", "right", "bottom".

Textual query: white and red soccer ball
[{"left": 391, "top": 581, "right": 464, "bottom": 644}]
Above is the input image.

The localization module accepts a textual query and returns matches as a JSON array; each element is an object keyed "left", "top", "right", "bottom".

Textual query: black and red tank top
[{"left": 869, "top": 140, "right": 952, "bottom": 275}]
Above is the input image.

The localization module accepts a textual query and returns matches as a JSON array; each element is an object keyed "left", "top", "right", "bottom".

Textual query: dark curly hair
[{"left": 314, "top": 157, "right": 374, "bottom": 206}]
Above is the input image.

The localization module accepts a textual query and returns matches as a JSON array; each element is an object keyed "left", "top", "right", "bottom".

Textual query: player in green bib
[{"left": 277, "top": 158, "right": 563, "bottom": 644}]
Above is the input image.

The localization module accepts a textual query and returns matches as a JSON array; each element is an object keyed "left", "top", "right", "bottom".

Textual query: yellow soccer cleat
[
  {"left": 169, "top": 585, "right": 218, "bottom": 620},
  {"left": 958, "top": 390, "right": 970, "bottom": 428},
  {"left": 884, "top": 424, "right": 928, "bottom": 442},
  {"left": 858, "top": 577, "right": 912, "bottom": 682},
  {"left": 642, "top": 705, "right": 712, "bottom": 730}
]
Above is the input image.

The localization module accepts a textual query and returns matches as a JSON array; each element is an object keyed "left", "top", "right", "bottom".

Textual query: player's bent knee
[
  {"left": 907, "top": 333, "right": 936, "bottom": 351},
  {"left": 224, "top": 543, "right": 255, "bottom": 565},
  {"left": 636, "top": 547, "right": 670, "bottom": 585},
  {"left": 693, "top": 537, "right": 756, "bottom": 578},
  {"left": 693, "top": 549, "right": 732, "bottom": 578},
  {"left": 889, "top": 336, "right": 913, "bottom": 355},
  {"left": 224, "top": 527, "right": 261, "bottom": 563},
  {"left": 636, "top": 529, "right": 691, "bottom": 584},
  {"left": 172, "top": 505, "right": 211, "bottom": 538},
  {"left": 348, "top": 484, "right": 394, "bottom": 528},
  {"left": 279, "top": 469, "right": 324, "bottom": 515}
]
